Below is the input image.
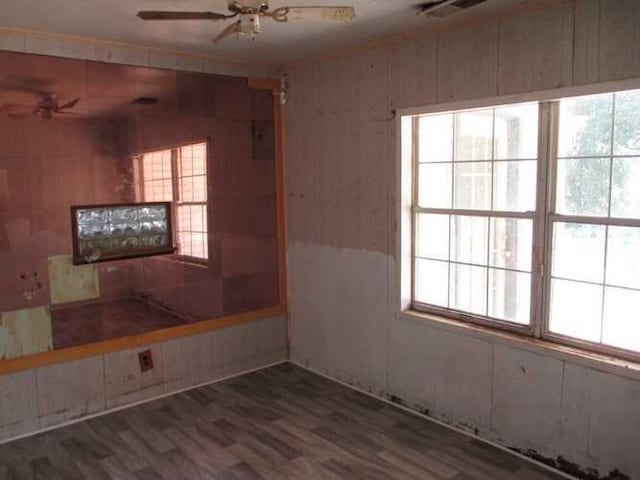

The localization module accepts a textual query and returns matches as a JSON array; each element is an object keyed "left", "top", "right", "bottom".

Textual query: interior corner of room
[{"left": 1, "top": 0, "right": 640, "bottom": 479}]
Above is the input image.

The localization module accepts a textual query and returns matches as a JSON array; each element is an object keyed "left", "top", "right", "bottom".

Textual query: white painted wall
[{"left": 286, "top": 1, "right": 640, "bottom": 478}]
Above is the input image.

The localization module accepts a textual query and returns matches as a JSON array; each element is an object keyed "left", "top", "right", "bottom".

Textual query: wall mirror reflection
[{"left": 0, "top": 50, "right": 280, "bottom": 361}]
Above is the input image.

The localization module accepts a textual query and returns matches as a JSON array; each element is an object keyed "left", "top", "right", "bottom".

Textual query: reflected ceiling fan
[
  {"left": 137, "top": 0, "right": 356, "bottom": 43},
  {"left": 0, "top": 93, "right": 80, "bottom": 120}
]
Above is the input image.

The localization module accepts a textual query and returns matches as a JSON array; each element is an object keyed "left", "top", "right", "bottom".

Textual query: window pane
[
  {"left": 558, "top": 94, "right": 613, "bottom": 157},
  {"left": 418, "top": 163, "right": 451, "bottom": 208},
  {"left": 418, "top": 114, "right": 453, "bottom": 163},
  {"left": 450, "top": 263, "right": 487, "bottom": 316},
  {"left": 451, "top": 215, "right": 488, "bottom": 265},
  {"left": 142, "top": 150, "right": 172, "bottom": 178},
  {"left": 493, "top": 160, "right": 536, "bottom": 212},
  {"left": 556, "top": 158, "right": 610, "bottom": 216},
  {"left": 602, "top": 286, "right": 640, "bottom": 352},
  {"left": 611, "top": 157, "right": 640, "bottom": 218},
  {"left": 416, "top": 213, "right": 449, "bottom": 260},
  {"left": 180, "top": 175, "right": 207, "bottom": 202},
  {"left": 489, "top": 218, "right": 532, "bottom": 272},
  {"left": 180, "top": 176, "right": 193, "bottom": 202},
  {"left": 455, "top": 109, "right": 493, "bottom": 161},
  {"left": 453, "top": 162, "right": 491, "bottom": 210},
  {"left": 606, "top": 226, "right": 640, "bottom": 289},
  {"left": 178, "top": 232, "right": 192, "bottom": 256},
  {"left": 415, "top": 258, "right": 448, "bottom": 307},
  {"left": 190, "top": 232, "right": 208, "bottom": 259},
  {"left": 488, "top": 269, "right": 530, "bottom": 325},
  {"left": 613, "top": 90, "right": 640, "bottom": 156},
  {"left": 494, "top": 104, "right": 538, "bottom": 160},
  {"left": 549, "top": 279, "right": 602, "bottom": 342},
  {"left": 552, "top": 222, "right": 605, "bottom": 283},
  {"left": 178, "top": 205, "right": 191, "bottom": 231}
]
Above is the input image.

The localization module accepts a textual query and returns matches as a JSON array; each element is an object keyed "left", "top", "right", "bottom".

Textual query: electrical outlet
[{"left": 138, "top": 349, "right": 154, "bottom": 372}]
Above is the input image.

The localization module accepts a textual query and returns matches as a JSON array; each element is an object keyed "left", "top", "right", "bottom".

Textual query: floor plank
[{"left": 0, "top": 363, "right": 568, "bottom": 479}]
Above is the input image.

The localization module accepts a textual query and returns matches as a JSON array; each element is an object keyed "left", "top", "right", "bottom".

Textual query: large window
[
  {"left": 409, "top": 89, "right": 640, "bottom": 360},
  {"left": 137, "top": 142, "right": 208, "bottom": 262}
]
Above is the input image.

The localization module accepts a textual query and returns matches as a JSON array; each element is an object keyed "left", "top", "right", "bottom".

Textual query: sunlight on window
[
  {"left": 414, "top": 103, "right": 538, "bottom": 325},
  {"left": 550, "top": 91, "right": 640, "bottom": 353},
  {"left": 139, "top": 142, "right": 208, "bottom": 261}
]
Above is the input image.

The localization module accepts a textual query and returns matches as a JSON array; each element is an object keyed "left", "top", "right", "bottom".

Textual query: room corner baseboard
[{"left": 288, "top": 360, "right": 577, "bottom": 480}]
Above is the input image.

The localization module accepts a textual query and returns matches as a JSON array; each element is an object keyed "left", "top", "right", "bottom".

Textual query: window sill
[
  {"left": 151, "top": 254, "right": 209, "bottom": 270},
  {"left": 399, "top": 309, "right": 640, "bottom": 382}
]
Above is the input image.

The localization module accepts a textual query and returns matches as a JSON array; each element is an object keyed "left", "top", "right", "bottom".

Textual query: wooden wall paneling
[
  {"left": 497, "top": 0, "right": 574, "bottom": 95},
  {"left": 575, "top": 0, "right": 640, "bottom": 85},
  {"left": 284, "top": 67, "right": 302, "bottom": 244},
  {"left": 313, "top": 59, "right": 332, "bottom": 246},
  {"left": 597, "top": 0, "right": 640, "bottom": 82},
  {"left": 273, "top": 93, "right": 288, "bottom": 310},
  {"left": 308, "top": 62, "right": 325, "bottom": 246},
  {"left": 287, "top": 63, "right": 316, "bottom": 245},
  {"left": 573, "top": 0, "right": 601, "bottom": 86},
  {"left": 349, "top": 47, "right": 389, "bottom": 253},
  {"left": 284, "top": 66, "right": 305, "bottom": 244},
  {"left": 314, "top": 56, "right": 349, "bottom": 248},
  {"left": 329, "top": 55, "right": 353, "bottom": 251},
  {"left": 388, "top": 34, "right": 438, "bottom": 110},
  {"left": 436, "top": 21, "right": 499, "bottom": 103}
]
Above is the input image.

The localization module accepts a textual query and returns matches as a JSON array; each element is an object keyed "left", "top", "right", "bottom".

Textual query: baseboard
[
  {"left": 0, "top": 358, "right": 288, "bottom": 446},
  {"left": 289, "top": 360, "right": 578, "bottom": 480}
]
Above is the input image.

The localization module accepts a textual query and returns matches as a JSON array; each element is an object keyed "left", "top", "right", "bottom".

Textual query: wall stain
[
  {"left": 380, "top": 388, "right": 631, "bottom": 480},
  {"left": 510, "top": 449, "right": 630, "bottom": 480}
]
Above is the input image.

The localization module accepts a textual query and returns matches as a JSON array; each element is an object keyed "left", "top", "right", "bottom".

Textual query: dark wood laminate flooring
[
  {"left": 52, "top": 298, "right": 193, "bottom": 349},
  {"left": 0, "top": 363, "right": 568, "bottom": 480}
]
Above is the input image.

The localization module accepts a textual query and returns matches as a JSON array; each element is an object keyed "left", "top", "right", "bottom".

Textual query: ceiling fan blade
[
  {"left": 137, "top": 11, "right": 229, "bottom": 20},
  {"left": 59, "top": 97, "right": 80, "bottom": 110},
  {"left": 272, "top": 6, "right": 355, "bottom": 23},
  {"left": 213, "top": 21, "right": 240, "bottom": 43},
  {"left": 7, "top": 113, "right": 32, "bottom": 120},
  {"left": 0, "top": 103, "right": 35, "bottom": 114}
]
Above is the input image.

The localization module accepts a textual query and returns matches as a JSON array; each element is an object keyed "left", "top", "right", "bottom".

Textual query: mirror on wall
[{"left": 0, "top": 51, "right": 279, "bottom": 360}]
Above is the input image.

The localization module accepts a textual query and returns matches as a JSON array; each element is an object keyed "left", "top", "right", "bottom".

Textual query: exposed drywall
[
  {"left": 0, "top": 314, "right": 287, "bottom": 442},
  {"left": 47, "top": 255, "right": 100, "bottom": 305},
  {"left": 0, "top": 306, "right": 52, "bottom": 359},
  {"left": 286, "top": 1, "right": 640, "bottom": 478}
]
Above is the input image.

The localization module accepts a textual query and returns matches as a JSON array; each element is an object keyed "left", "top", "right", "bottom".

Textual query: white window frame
[
  {"left": 397, "top": 78, "right": 640, "bottom": 364},
  {"left": 135, "top": 139, "right": 209, "bottom": 265}
]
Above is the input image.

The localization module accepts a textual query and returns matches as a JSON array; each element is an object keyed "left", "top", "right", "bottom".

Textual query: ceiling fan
[
  {"left": 0, "top": 94, "right": 80, "bottom": 120},
  {"left": 137, "top": 0, "right": 356, "bottom": 43}
]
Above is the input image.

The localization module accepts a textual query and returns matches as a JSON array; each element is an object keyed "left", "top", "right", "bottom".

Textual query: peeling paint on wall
[
  {"left": 47, "top": 255, "right": 99, "bottom": 305},
  {"left": 0, "top": 306, "right": 53, "bottom": 359}
]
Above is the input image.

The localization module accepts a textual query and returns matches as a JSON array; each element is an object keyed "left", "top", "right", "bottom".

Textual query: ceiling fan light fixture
[
  {"left": 137, "top": 1, "right": 356, "bottom": 44},
  {"left": 239, "top": 13, "right": 261, "bottom": 39}
]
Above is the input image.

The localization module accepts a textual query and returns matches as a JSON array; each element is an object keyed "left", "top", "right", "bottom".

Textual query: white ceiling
[{"left": 2, "top": 0, "right": 527, "bottom": 64}]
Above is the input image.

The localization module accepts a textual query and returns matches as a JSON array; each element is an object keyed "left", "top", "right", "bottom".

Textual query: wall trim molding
[
  {"left": 0, "top": 27, "right": 278, "bottom": 77},
  {"left": 0, "top": 305, "right": 286, "bottom": 375}
]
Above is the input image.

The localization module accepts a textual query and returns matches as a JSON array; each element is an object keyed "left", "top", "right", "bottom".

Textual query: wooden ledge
[{"left": 0, "top": 305, "right": 286, "bottom": 375}]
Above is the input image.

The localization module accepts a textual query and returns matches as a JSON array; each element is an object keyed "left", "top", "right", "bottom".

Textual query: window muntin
[
  {"left": 548, "top": 92, "right": 640, "bottom": 353},
  {"left": 139, "top": 142, "right": 208, "bottom": 261},
  {"left": 176, "top": 143, "right": 208, "bottom": 260},
  {"left": 413, "top": 103, "right": 539, "bottom": 326},
  {"left": 410, "top": 88, "right": 640, "bottom": 359}
]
